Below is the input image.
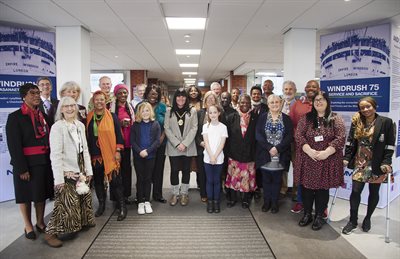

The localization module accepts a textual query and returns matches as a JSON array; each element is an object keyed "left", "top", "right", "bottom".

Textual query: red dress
[{"left": 294, "top": 115, "right": 346, "bottom": 190}]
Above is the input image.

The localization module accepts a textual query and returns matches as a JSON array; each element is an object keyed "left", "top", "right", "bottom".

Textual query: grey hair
[
  {"left": 210, "top": 82, "right": 221, "bottom": 91},
  {"left": 267, "top": 94, "right": 282, "bottom": 104},
  {"left": 54, "top": 96, "right": 78, "bottom": 122},
  {"left": 282, "top": 80, "right": 296, "bottom": 91},
  {"left": 59, "top": 81, "right": 81, "bottom": 100}
]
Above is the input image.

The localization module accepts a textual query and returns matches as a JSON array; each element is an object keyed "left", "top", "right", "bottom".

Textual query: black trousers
[
  {"left": 302, "top": 186, "right": 329, "bottom": 216},
  {"left": 134, "top": 157, "right": 155, "bottom": 203},
  {"left": 152, "top": 142, "right": 166, "bottom": 199},
  {"left": 196, "top": 150, "right": 207, "bottom": 198},
  {"left": 349, "top": 180, "right": 381, "bottom": 224},
  {"left": 169, "top": 156, "right": 191, "bottom": 185},
  {"left": 262, "top": 169, "right": 282, "bottom": 204},
  {"left": 93, "top": 161, "right": 124, "bottom": 203}
]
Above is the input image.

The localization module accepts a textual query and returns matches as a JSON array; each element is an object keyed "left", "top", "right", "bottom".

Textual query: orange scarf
[{"left": 87, "top": 109, "right": 119, "bottom": 181}]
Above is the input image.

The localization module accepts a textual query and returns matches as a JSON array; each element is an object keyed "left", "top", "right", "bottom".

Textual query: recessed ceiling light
[
  {"left": 114, "top": 55, "right": 119, "bottom": 58},
  {"left": 175, "top": 49, "right": 201, "bottom": 55},
  {"left": 185, "top": 40, "right": 191, "bottom": 43},
  {"left": 166, "top": 17, "right": 206, "bottom": 30},
  {"left": 184, "top": 34, "right": 191, "bottom": 38},
  {"left": 180, "top": 64, "right": 198, "bottom": 68},
  {"left": 184, "top": 78, "right": 196, "bottom": 81},
  {"left": 186, "top": 55, "right": 190, "bottom": 58},
  {"left": 255, "top": 72, "right": 277, "bottom": 76},
  {"left": 344, "top": 0, "right": 350, "bottom": 2},
  {"left": 182, "top": 72, "right": 197, "bottom": 75}
]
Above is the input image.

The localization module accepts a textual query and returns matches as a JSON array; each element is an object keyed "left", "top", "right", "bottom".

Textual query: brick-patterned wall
[
  {"left": 130, "top": 70, "right": 146, "bottom": 100},
  {"left": 230, "top": 71, "right": 246, "bottom": 94}
]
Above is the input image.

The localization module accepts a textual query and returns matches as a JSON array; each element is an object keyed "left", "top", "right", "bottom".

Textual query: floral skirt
[
  {"left": 46, "top": 180, "right": 95, "bottom": 235},
  {"left": 225, "top": 158, "right": 256, "bottom": 192}
]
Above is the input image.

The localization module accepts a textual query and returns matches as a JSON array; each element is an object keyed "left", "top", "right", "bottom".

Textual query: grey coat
[{"left": 164, "top": 107, "right": 198, "bottom": 157}]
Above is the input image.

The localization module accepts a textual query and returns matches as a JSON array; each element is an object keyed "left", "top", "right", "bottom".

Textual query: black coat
[
  {"left": 255, "top": 112, "right": 293, "bottom": 170},
  {"left": 6, "top": 109, "right": 51, "bottom": 175},
  {"left": 344, "top": 114, "right": 395, "bottom": 176},
  {"left": 226, "top": 111, "right": 258, "bottom": 163},
  {"left": 39, "top": 98, "right": 58, "bottom": 127}
]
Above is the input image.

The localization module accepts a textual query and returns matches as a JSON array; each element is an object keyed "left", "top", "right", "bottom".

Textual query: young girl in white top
[{"left": 202, "top": 105, "right": 228, "bottom": 213}]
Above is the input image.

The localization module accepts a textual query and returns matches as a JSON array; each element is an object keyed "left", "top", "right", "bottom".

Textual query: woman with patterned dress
[
  {"left": 6, "top": 83, "right": 54, "bottom": 241},
  {"left": 45, "top": 97, "right": 95, "bottom": 247},
  {"left": 342, "top": 97, "right": 395, "bottom": 235},
  {"left": 256, "top": 94, "right": 293, "bottom": 214},
  {"left": 294, "top": 91, "right": 345, "bottom": 230},
  {"left": 225, "top": 94, "right": 258, "bottom": 209}
]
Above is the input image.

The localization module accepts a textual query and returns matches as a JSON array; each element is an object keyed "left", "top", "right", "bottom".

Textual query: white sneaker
[
  {"left": 144, "top": 202, "right": 153, "bottom": 214},
  {"left": 138, "top": 203, "right": 145, "bottom": 215}
]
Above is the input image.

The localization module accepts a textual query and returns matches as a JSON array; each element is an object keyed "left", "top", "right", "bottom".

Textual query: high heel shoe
[
  {"left": 24, "top": 229, "right": 36, "bottom": 240},
  {"left": 35, "top": 224, "right": 46, "bottom": 233}
]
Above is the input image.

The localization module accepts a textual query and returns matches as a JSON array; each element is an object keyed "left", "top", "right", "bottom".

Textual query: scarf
[
  {"left": 87, "top": 109, "right": 119, "bottom": 181},
  {"left": 21, "top": 103, "right": 49, "bottom": 139},
  {"left": 238, "top": 109, "right": 251, "bottom": 137},
  {"left": 110, "top": 100, "right": 135, "bottom": 123}
]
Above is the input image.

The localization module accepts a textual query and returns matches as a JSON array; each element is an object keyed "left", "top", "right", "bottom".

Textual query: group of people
[{"left": 6, "top": 77, "right": 395, "bottom": 248}]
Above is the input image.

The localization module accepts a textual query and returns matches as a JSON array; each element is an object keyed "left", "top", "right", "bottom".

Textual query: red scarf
[
  {"left": 21, "top": 103, "right": 49, "bottom": 139},
  {"left": 238, "top": 109, "right": 251, "bottom": 137}
]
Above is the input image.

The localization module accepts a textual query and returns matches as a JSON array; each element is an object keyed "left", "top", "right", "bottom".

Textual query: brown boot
[
  {"left": 45, "top": 233, "right": 63, "bottom": 248},
  {"left": 180, "top": 194, "right": 189, "bottom": 206},
  {"left": 169, "top": 195, "right": 178, "bottom": 206}
]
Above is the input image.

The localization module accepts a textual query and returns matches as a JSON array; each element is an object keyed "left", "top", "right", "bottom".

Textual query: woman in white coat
[
  {"left": 45, "top": 96, "right": 94, "bottom": 247},
  {"left": 165, "top": 88, "right": 198, "bottom": 206}
]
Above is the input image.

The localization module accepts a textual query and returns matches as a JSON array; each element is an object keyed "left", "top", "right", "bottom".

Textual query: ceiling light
[
  {"left": 184, "top": 78, "right": 196, "bottom": 81},
  {"left": 184, "top": 34, "right": 191, "bottom": 38},
  {"left": 180, "top": 64, "right": 198, "bottom": 68},
  {"left": 344, "top": 0, "right": 350, "bottom": 2},
  {"left": 255, "top": 72, "right": 277, "bottom": 76},
  {"left": 114, "top": 55, "right": 119, "bottom": 58},
  {"left": 198, "top": 82, "right": 205, "bottom": 87},
  {"left": 182, "top": 72, "right": 197, "bottom": 75},
  {"left": 185, "top": 40, "right": 191, "bottom": 43},
  {"left": 175, "top": 49, "right": 201, "bottom": 55},
  {"left": 186, "top": 55, "right": 190, "bottom": 58},
  {"left": 166, "top": 17, "right": 206, "bottom": 30}
]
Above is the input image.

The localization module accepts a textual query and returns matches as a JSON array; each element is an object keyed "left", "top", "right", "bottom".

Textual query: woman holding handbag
[{"left": 45, "top": 96, "right": 95, "bottom": 247}]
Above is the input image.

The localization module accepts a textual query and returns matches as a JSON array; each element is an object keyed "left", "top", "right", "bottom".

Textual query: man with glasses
[{"left": 37, "top": 77, "right": 58, "bottom": 127}]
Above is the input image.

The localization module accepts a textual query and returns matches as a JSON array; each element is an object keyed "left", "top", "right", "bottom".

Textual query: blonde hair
[
  {"left": 55, "top": 96, "right": 78, "bottom": 122},
  {"left": 202, "top": 91, "right": 220, "bottom": 109},
  {"left": 60, "top": 81, "right": 81, "bottom": 100},
  {"left": 135, "top": 102, "right": 155, "bottom": 122}
]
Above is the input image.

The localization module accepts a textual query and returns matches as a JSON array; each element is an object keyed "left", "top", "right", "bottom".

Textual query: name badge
[{"left": 314, "top": 135, "right": 324, "bottom": 142}]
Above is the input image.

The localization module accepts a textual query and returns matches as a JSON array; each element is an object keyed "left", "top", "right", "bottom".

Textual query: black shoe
[
  {"left": 262, "top": 202, "right": 271, "bottom": 212},
  {"left": 35, "top": 224, "right": 46, "bottom": 233},
  {"left": 242, "top": 202, "right": 249, "bottom": 209},
  {"left": 117, "top": 201, "right": 127, "bottom": 221},
  {"left": 207, "top": 200, "right": 213, "bottom": 213},
  {"left": 213, "top": 200, "right": 220, "bottom": 213},
  {"left": 342, "top": 221, "right": 357, "bottom": 235},
  {"left": 298, "top": 214, "right": 313, "bottom": 227},
  {"left": 24, "top": 229, "right": 36, "bottom": 240},
  {"left": 362, "top": 218, "right": 371, "bottom": 232},
  {"left": 254, "top": 189, "right": 261, "bottom": 200},
  {"left": 227, "top": 201, "right": 236, "bottom": 208},
  {"left": 155, "top": 197, "right": 167, "bottom": 203},
  {"left": 95, "top": 201, "right": 105, "bottom": 217},
  {"left": 270, "top": 203, "right": 279, "bottom": 214},
  {"left": 312, "top": 216, "right": 325, "bottom": 231},
  {"left": 125, "top": 197, "right": 136, "bottom": 205}
]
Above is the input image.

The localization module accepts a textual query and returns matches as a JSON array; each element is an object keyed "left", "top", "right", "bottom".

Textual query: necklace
[{"left": 175, "top": 111, "right": 187, "bottom": 126}]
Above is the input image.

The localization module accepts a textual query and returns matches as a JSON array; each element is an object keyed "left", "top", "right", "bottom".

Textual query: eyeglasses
[
  {"left": 314, "top": 98, "right": 326, "bottom": 103},
  {"left": 27, "top": 90, "right": 41, "bottom": 95}
]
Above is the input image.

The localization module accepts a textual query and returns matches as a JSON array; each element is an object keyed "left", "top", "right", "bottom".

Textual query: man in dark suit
[{"left": 37, "top": 77, "right": 57, "bottom": 127}]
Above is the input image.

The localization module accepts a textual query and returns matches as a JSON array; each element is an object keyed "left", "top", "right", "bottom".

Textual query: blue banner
[
  {"left": 320, "top": 77, "right": 390, "bottom": 112},
  {"left": 0, "top": 74, "right": 56, "bottom": 108}
]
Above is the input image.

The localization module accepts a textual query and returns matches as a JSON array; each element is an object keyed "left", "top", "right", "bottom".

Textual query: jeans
[{"left": 204, "top": 163, "right": 223, "bottom": 201}]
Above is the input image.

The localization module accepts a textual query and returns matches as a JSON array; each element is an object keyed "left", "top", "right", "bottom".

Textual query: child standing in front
[
  {"left": 202, "top": 105, "right": 228, "bottom": 213},
  {"left": 131, "top": 102, "right": 161, "bottom": 215}
]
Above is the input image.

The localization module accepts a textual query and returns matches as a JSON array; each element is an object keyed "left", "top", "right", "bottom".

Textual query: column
[
  {"left": 56, "top": 26, "right": 91, "bottom": 106},
  {"left": 283, "top": 28, "right": 317, "bottom": 91}
]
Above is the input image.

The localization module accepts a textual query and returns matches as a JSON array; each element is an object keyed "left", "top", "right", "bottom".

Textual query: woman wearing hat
[{"left": 110, "top": 84, "right": 135, "bottom": 204}]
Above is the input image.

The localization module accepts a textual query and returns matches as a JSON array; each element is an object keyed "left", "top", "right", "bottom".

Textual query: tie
[{"left": 44, "top": 100, "right": 51, "bottom": 114}]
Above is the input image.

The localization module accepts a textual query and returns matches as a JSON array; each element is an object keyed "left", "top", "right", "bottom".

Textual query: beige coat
[{"left": 164, "top": 107, "right": 198, "bottom": 157}]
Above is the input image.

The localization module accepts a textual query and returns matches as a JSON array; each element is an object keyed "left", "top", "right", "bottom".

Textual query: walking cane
[
  {"left": 327, "top": 187, "right": 339, "bottom": 224},
  {"left": 385, "top": 172, "right": 391, "bottom": 243}
]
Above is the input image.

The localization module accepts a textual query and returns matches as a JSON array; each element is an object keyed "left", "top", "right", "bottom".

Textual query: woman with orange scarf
[{"left": 87, "top": 90, "right": 126, "bottom": 221}]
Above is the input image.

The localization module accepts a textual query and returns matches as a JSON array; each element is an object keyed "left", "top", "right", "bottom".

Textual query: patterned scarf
[
  {"left": 21, "top": 103, "right": 49, "bottom": 139},
  {"left": 238, "top": 109, "right": 251, "bottom": 137}
]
